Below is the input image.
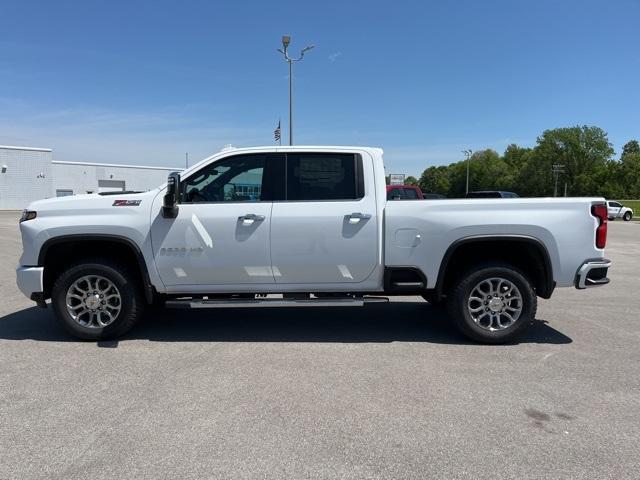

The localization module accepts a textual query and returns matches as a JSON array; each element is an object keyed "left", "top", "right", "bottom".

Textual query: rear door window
[{"left": 285, "top": 153, "right": 361, "bottom": 201}]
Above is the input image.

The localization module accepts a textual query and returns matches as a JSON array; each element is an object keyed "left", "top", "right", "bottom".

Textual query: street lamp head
[
  {"left": 302, "top": 44, "right": 315, "bottom": 53},
  {"left": 282, "top": 35, "right": 291, "bottom": 49}
]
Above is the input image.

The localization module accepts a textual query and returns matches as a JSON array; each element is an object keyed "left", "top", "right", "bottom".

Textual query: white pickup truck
[{"left": 16, "top": 146, "right": 611, "bottom": 343}]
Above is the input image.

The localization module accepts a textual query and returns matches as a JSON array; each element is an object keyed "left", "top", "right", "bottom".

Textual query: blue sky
[{"left": 1, "top": 0, "right": 639, "bottom": 175}]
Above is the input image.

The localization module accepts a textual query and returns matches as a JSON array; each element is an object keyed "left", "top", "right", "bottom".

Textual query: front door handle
[
  {"left": 238, "top": 213, "right": 265, "bottom": 224},
  {"left": 347, "top": 212, "right": 372, "bottom": 224}
]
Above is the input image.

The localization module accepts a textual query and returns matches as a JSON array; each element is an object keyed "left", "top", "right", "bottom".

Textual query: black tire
[
  {"left": 51, "top": 259, "right": 144, "bottom": 340},
  {"left": 623, "top": 211, "right": 632, "bottom": 221},
  {"left": 446, "top": 263, "right": 537, "bottom": 344}
]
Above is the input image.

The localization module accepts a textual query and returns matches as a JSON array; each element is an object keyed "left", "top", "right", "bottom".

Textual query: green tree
[
  {"left": 413, "top": 126, "right": 629, "bottom": 198},
  {"left": 405, "top": 175, "right": 418, "bottom": 186},
  {"left": 419, "top": 165, "right": 451, "bottom": 195},
  {"left": 467, "top": 149, "right": 515, "bottom": 193},
  {"left": 619, "top": 152, "right": 640, "bottom": 198},
  {"left": 503, "top": 144, "right": 531, "bottom": 170},
  {"left": 621, "top": 140, "right": 640, "bottom": 160},
  {"left": 530, "top": 126, "right": 614, "bottom": 196}
]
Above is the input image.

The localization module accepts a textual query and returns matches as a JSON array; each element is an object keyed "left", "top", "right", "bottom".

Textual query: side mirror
[{"left": 162, "top": 172, "right": 181, "bottom": 218}]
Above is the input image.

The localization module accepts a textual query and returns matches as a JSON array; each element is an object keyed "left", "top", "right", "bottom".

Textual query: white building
[{"left": 0, "top": 145, "right": 180, "bottom": 209}]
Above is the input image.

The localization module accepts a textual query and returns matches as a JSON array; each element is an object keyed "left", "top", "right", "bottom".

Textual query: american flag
[{"left": 274, "top": 120, "right": 281, "bottom": 144}]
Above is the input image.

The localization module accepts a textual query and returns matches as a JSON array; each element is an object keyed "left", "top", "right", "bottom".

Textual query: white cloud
[{"left": 328, "top": 52, "right": 342, "bottom": 62}]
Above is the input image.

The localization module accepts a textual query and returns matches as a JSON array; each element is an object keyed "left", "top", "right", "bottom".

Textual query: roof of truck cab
[
  {"left": 223, "top": 145, "right": 383, "bottom": 153},
  {"left": 182, "top": 145, "right": 384, "bottom": 177}
]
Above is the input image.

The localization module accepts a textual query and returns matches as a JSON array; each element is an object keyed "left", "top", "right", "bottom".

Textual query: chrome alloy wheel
[
  {"left": 65, "top": 275, "right": 122, "bottom": 328},
  {"left": 467, "top": 277, "right": 523, "bottom": 331}
]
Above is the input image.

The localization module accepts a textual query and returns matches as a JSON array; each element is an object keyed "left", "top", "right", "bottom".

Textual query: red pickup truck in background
[{"left": 386, "top": 185, "right": 445, "bottom": 200}]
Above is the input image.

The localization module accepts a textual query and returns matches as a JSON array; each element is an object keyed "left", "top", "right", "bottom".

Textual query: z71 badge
[{"left": 113, "top": 199, "right": 142, "bottom": 206}]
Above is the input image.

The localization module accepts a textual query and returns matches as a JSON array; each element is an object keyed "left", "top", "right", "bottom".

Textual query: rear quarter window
[{"left": 404, "top": 188, "right": 419, "bottom": 199}]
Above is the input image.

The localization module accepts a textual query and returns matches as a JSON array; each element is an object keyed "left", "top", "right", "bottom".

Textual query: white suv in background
[{"left": 607, "top": 201, "right": 634, "bottom": 221}]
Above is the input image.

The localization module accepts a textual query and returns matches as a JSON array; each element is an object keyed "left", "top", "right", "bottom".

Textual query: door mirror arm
[{"left": 162, "top": 172, "right": 181, "bottom": 218}]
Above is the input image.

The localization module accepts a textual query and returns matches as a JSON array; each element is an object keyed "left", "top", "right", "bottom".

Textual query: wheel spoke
[
  {"left": 502, "top": 311, "right": 516, "bottom": 325},
  {"left": 65, "top": 275, "right": 121, "bottom": 329},
  {"left": 96, "top": 311, "right": 109, "bottom": 327},
  {"left": 467, "top": 276, "right": 523, "bottom": 332}
]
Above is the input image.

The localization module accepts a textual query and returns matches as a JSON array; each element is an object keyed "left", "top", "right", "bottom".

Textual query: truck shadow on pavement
[{"left": 0, "top": 302, "right": 572, "bottom": 345}]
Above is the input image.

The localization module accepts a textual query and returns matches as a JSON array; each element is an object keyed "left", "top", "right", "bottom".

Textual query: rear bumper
[
  {"left": 16, "top": 266, "right": 44, "bottom": 299},
  {"left": 575, "top": 259, "right": 611, "bottom": 289}
]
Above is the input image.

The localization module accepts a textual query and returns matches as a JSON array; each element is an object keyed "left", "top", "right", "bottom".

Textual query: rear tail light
[{"left": 591, "top": 204, "right": 607, "bottom": 249}]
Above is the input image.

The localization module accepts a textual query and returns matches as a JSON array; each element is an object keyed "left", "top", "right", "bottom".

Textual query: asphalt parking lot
[{"left": 0, "top": 211, "right": 638, "bottom": 479}]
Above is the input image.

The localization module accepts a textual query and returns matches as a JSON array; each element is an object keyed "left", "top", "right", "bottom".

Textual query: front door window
[{"left": 182, "top": 155, "right": 266, "bottom": 203}]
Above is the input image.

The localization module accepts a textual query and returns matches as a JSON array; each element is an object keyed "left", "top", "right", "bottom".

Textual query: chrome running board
[{"left": 165, "top": 296, "right": 389, "bottom": 309}]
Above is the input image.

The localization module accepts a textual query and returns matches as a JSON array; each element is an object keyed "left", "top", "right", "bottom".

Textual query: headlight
[{"left": 20, "top": 210, "right": 37, "bottom": 223}]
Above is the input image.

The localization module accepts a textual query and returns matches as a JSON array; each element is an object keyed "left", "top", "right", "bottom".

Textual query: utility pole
[
  {"left": 278, "top": 35, "right": 314, "bottom": 145},
  {"left": 552, "top": 164, "right": 565, "bottom": 197},
  {"left": 462, "top": 149, "right": 473, "bottom": 195},
  {"left": 185, "top": 152, "right": 189, "bottom": 169}
]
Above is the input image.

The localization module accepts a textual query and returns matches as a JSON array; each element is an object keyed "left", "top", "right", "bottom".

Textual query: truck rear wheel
[
  {"left": 51, "top": 259, "right": 144, "bottom": 340},
  {"left": 446, "top": 263, "right": 537, "bottom": 344}
]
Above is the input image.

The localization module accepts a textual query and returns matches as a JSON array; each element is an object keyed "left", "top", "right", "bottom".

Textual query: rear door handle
[
  {"left": 238, "top": 213, "right": 265, "bottom": 224},
  {"left": 347, "top": 212, "right": 371, "bottom": 223}
]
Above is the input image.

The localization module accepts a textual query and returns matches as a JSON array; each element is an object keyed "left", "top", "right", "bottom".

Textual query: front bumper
[
  {"left": 575, "top": 259, "right": 611, "bottom": 289},
  {"left": 16, "top": 266, "right": 44, "bottom": 299}
]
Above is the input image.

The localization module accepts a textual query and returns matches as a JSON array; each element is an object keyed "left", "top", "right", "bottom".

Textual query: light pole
[
  {"left": 278, "top": 35, "right": 314, "bottom": 145},
  {"left": 462, "top": 149, "right": 473, "bottom": 195}
]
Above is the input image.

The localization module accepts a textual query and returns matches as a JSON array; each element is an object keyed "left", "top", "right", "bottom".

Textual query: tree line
[{"left": 404, "top": 126, "right": 640, "bottom": 199}]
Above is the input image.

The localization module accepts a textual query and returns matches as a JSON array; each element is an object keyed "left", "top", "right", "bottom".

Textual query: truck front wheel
[
  {"left": 446, "top": 263, "right": 537, "bottom": 344},
  {"left": 51, "top": 259, "right": 144, "bottom": 340}
]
